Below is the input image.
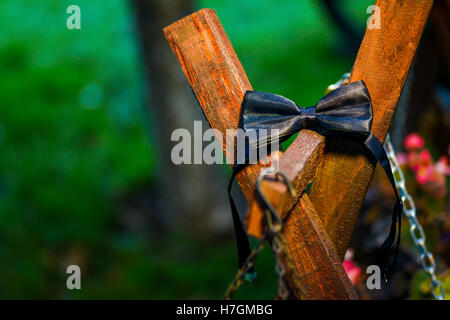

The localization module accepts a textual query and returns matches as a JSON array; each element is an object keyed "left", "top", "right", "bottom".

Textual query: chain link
[
  {"left": 222, "top": 236, "right": 267, "bottom": 299},
  {"left": 256, "top": 168, "right": 309, "bottom": 299},
  {"left": 223, "top": 168, "right": 304, "bottom": 300},
  {"left": 325, "top": 73, "right": 350, "bottom": 94},
  {"left": 384, "top": 134, "right": 445, "bottom": 300},
  {"left": 268, "top": 216, "right": 291, "bottom": 300}
]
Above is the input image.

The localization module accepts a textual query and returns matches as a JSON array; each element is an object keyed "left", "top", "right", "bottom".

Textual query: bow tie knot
[{"left": 298, "top": 107, "right": 317, "bottom": 129}]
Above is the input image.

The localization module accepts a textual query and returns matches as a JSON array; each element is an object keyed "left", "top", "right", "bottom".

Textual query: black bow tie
[
  {"left": 241, "top": 81, "right": 373, "bottom": 147},
  {"left": 229, "top": 80, "right": 402, "bottom": 281}
]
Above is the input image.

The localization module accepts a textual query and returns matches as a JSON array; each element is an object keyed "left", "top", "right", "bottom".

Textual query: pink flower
[
  {"left": 419, "top": 149, "right": 432, "bottom": 165},
  {"left": 343, "top": 260, "right": 361, "bottom": 285},
  {"left": 436, "top": 156, "right": 450, "bottom": 176},
  {"left": 396, "top": 133, "right": 447, "bottom": 197},
  {"left": 415, "top": 165, "right": 433, "bottom": 184},
  {"left": 404, "top": 133, "right": 424, "bottom": 150}
]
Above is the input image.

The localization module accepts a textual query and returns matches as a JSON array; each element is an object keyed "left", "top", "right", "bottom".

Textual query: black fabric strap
[
  {"left": 227, "top": 163, "right": 252, "bottom": 273},
  {"left": 364, "top": 132, "right": 403, "bottom": 278}
]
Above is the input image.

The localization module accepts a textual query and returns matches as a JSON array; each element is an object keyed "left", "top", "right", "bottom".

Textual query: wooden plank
[
  {"left": 253, "top": 181, "right": 358, "bottom": 299},
  {"left": 164, "top": 9, "right": 323, "bottom": 237},
  {"left": 164, "top": 8, "right": 259, "bottom": 199},
  {"left": 164, "top": 9, "right": 345, "bottom": 299},
  {"left": 164, "top": 3, "right": 432, "bottom": 300},
  {"left": 309, "top": 0, "right": 434, "bottom": 259},
  {"left": 249, "top": 150, "right": 357, "bottom": 299},
  {"left": 246, "top": 129, "right": 325, "bottom": 237},
  {"left": 283, "top": 196, "right": 358, "bottom": 299}
]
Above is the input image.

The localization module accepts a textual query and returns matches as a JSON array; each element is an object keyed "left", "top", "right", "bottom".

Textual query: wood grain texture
[
  {"left": 164, "top": 8, "right": 259, "bottom": 199},
  {"left": 164, "top": 9, "right": 323, "bottom": 235},
  {"left": 309, "top": 0, "right": 434, "bottom": 259},
  {"left": 284, "top": 197, "right": 358, "bottom": 299},
  {"left": 247, "top": 130, "right": 325, "bottom": 237},
  {"left": 163, "top": 4, "right": 432, "bottom": 299},
  {"left": 164, "top": 9, "right": 346, "bottom": 299},
  {"left": 256, "top": 182, "right": 358, "bottom": 299}
]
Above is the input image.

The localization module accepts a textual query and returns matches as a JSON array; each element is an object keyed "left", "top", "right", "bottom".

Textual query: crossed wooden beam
[{"left": 164, "top": 0, "right": 433, "bottom": 299}]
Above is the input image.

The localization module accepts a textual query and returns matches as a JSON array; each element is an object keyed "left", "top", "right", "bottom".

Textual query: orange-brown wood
[
  {"left": 164, "top": 9, "right": 345, "bottom": 299},
  {"left": 247, "top": 130, "right": 325, "bottom": 237},
  {"left": 164, "top": 9, "right": 322, "bottom": 236},
  {"left": 250, "top": 146, "right": 358, "bottom": 299},
  {"left": 284, "top": 196, "right": 358, "bottom": 299},
  {"left": 164, "top": 9, "right": 259, "bottom": 199},
  {"left": 309, "top": 0, "right": 434, "bottom": 259},
  {"left": 163, "top": 3, "right": 432, "bottom": 299},
  {"left": 254, "top": 180, "right": 358, "bottom": 299}
]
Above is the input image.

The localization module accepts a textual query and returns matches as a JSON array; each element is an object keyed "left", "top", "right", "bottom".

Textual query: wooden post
[
  {"left": 163, "top": 1, "right": 433, "bottom": 299},
  {"left": 309, "top": 0, "right": 434, "bottom": 258},
  {"left": 164, "top": 9, "right": 326, "bottom": 239},
  {"left": 246, "top": 129, "right": 325, "bottom": 237},
  {"left": 164, "top": 9, "right": 353, "bottom": 299},
  {"left": 247, "top": 133, "right": 358, "bottom": 299},
  {"left": 164, "top": 9, "right": 259, "bottom": 199},
  {"left": 285, "top": 196, "right": 358, "bottom": 299}
]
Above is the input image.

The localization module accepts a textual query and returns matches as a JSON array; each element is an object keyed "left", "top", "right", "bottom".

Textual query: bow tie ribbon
[{"left": 229, "top": 80, "right": 402, "bottom": 280}]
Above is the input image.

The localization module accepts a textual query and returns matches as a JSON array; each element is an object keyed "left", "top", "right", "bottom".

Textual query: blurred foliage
[
  {"left": 410, "top": 270, "right": 450, "bottom": 300},
  {"left": 200, "top": 0, "right": 371, "bottom": 105},
  {"left": 0, "top": 0, "right": 154, "bottom": 298}
]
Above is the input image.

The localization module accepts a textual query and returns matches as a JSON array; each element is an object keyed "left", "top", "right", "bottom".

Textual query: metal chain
[
  {"left": 325, "top": 72, "right": 350, "bottom": 94},
  {"left": 270, "top": 227, "right": 308, "bottom": 299},
  {"left": 265, "top": 202, "right": 291, "bottom": 300},
  {"left": 328, "top": 73, "right": 444, "bottom": 300},
  {"left": 222, "top": 236, "right": 267, "bottom": 299},
  {"left": 224, "top": 73, "right": 445, "bottom": 300},
  {"left": 256, "top": 167, "right": 311, "bottom": 299},
  {"left": 223, "top": 167, "right": 303, "bottom": 300},
  {"left": 384, "top": 134, "right": 445, "bottom": 300}
]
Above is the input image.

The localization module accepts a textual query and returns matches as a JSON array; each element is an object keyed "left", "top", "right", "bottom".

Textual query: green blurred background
[{"left": 3, "top": 0, "right": 447, "bottom": 299}]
